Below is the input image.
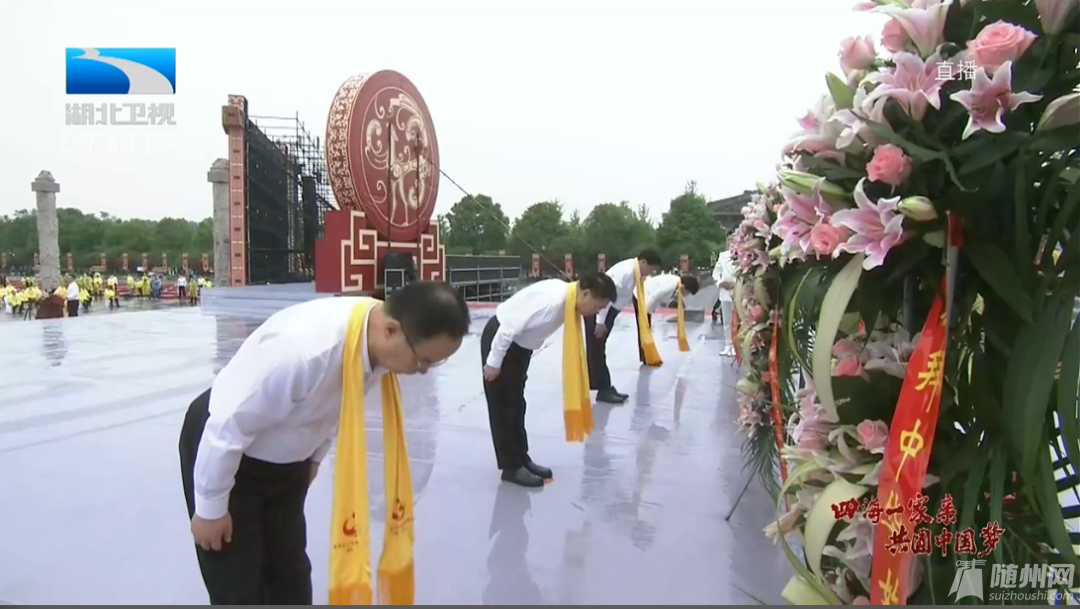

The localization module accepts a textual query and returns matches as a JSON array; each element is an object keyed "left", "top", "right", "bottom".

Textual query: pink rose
[
  {"left": 881, "top": 18, "right": 909, "bottom": 53},
  {"left": 809, "top": 223, "right": 849, "bottom": 257},
  {"left": 866, "top": 143, "right": 913, "bottom": 186},
  {"left": 966, "top": 21, "right": 1037, "bottom": 74},
  {"left": 834, "top": 357, "right": 864, "bottom": 377},
  {"left": 856, "top": 419, "right": 890, "bottom": 452},
  {"left": 750, "top": 303, "right": 765, "bottom": 320},
  {"left": 839, "top": 35, "right": 877, "bottom": 73}
]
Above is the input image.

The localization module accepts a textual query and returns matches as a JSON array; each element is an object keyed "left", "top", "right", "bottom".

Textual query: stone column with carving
[
  {"left": 31, "top": 170, "right": 61, "bottom": 290},
  {"left": 208, "top": 159, "right": 230, "bottom": 281}
]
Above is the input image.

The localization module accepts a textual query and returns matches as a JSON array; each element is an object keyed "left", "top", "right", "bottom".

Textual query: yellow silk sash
[
  {"left": 329, "top": 300, "right": 415, "bottom": 605},
  {"left": 634, "top": 262, "right": 663, "bottom": 366},
  {"left": 563, "top": 282, "right": 594, "bottom": 441}
]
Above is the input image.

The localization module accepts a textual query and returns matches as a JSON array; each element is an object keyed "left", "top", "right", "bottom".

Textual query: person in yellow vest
[
  {"left": 480, "top": 272, "right": 616, "bottom": 487},
  {"left": 178, "top": 282, "right": 470, "bottom": 604},
  {"left": 92, "top": 272, "right": 103, "bottom": 299},
  {"left": 188, "top": 277, "right": 200, "bottom": 305},
  {"left": 126, "top": 274, "right": 136, "bottom": 298},
  {"left": 80, "top": 285, "right": 92, "bottom": 313},
  {"left": 105, "top": 284, "right": 118, "bottom": 309}
]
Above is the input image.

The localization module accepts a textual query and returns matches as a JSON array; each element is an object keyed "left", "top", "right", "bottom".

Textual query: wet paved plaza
[{"left": 0, "top": 290, "right": 788, "bottom": 604}]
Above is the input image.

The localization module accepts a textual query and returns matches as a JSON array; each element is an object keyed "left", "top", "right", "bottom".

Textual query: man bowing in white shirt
[
  {"left": 179, "top": 281, "right": 471, "bottom": 605},
  {"left": 586, "top": 248, "right": 664, "bottom": 404},
  {"left": 480, "top": 272, "right": 617, "bottom": 487},
  {"left": 640, "top": 273, "right": 700, "bottom": 364}
]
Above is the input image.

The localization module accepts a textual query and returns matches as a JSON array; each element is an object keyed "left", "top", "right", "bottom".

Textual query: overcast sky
[{"left": 0, "top": 0, "right": 882, "bottom": 223}]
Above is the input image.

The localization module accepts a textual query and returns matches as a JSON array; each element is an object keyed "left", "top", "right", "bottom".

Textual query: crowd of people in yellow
[{"left": 1, "top": 271, "right": 213, "bottom": 320}]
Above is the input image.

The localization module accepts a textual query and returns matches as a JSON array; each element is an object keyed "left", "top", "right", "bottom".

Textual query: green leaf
[
  {"left": 812, "top": 254, "right": 865, "bottom": 421},
  {"left": 1030, "top": 125, "right": 1080, "bottom": 154},
  {"left": 1034, "top": 447, "right": 1080, "bottom": 568},
  {"left": 1056, "top": 319, "right": 1080, "bottom": 487},
  {"left": 1043, "top": 180, "right": 1080, "bottom": 271},
  {"left": 1013, "top": 154, "right": 1032, "bottom": 274},
  {"left": 1003, "top": 291, "right": 1077, "bottom": 479},
  {"left": 826, "top": 73, "right": 855, "bottom": 110},
  {"left": 959, "top": 442, "right": 991, "bottom": 532},
  {"left": 961, "top": 239, "right": 1035, "bottom": 324},
  {"left": 988, "top": 445, "right": 1007, "bottom": 564},
  {"left": 863, "top": 120, "right": 942, "bottom": 163},
  {"left": 956, "top": 132, "right": 1027, "bottom": 176}
]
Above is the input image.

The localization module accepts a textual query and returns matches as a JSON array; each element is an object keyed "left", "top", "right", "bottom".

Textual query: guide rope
[{"left": 422, "top": 153, "right": 571, "bottom": 280}]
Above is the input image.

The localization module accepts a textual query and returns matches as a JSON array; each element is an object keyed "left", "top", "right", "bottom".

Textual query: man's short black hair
[
  {"left": 637, "top": 248, "right": 663, "bottom": 267},
  {"left": 680, "top": 274, "right": 700, "bottom": 295},
  {"left": 385, "top": 281, "right": 470, "bottom": 341},
  {"left": 577, "top": 271, "right": 617, "bottom": 302}
]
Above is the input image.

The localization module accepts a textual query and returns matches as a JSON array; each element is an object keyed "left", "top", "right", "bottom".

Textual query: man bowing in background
[
  {"left": 585, "top": 248, "right": 663, "bottom": 404},
  {"left": 640, "top": 273, "right": 700, "bottom": 363},
  {"left": 481, "top": 271, "right": 617, "bottom": 487}
]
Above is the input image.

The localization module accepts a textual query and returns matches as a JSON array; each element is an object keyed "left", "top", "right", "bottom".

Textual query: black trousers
[
  {"left": 66, "top": 300, "right": 79, "bottom": 317},
  {"left": 179, "top": 285, "right": 187, "bottom": 299},
  {"left": 631, "top": 297, "right": 652, "bottom": 364},
  {"left": 480, "top": 316, "right": 534, "bottom": 470},
  {"left": 583, "top": 304, "right": 620, "bottom": 391},
  {"left": 179, "top": 389, "right": 313, "bottom": 605}
]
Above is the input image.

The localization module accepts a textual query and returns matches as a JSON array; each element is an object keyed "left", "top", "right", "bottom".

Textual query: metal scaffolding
[{"left": 244, "top": 113, "right": 336, "bottom": 283}]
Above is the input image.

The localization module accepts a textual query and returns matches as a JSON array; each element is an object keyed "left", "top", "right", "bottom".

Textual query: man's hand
[
  {"left": 309, "top": 461, "right": 320, "bottom": 484},
  {"left": 191, "top": 513, "right": 233, "bottom": 552},
  {"left": 483, "top": 365, "right": 501, "bottom": 382},
  {"left": 720, "top": 281, "right": 734, "bottom": 290},
  {"left": 594, "top": 323, "right": 609, "bottom": 340}
]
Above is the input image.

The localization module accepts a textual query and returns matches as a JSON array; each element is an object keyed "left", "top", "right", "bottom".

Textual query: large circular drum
[{"left": 325, "top": 70, "right": 440, "bottom": 243}]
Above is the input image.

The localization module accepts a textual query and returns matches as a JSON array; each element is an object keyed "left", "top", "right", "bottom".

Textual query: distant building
[{"left": 708, "top": 190, "right": 754, "bottom": 233}]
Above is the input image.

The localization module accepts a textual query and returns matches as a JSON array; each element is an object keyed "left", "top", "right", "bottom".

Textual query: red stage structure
[{"left": 315, "top": 70, "right": 445, "bottom": 294}]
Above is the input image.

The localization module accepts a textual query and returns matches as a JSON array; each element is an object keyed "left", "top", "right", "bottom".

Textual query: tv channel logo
[{"left": 66, "top": 48, "right": 176, "bottom": 95}]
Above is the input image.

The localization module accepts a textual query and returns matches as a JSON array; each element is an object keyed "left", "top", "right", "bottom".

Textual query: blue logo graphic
[{"left": 66, "top": 48, "right": 176, "bottom": 95}]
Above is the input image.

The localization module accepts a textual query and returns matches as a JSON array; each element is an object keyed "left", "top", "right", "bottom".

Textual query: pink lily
[
  {"left": 949, "top": 61, "right": 1043, "bottom": 139},
  {"left": 830, "top": 179, "right": 905, "bottom": 270},
  {"left": 875, "top": 0, "right": 951, "bottom": 57},
  {"left": 773, "top": 179, "right": 835, "bottom": 258},
  {"left": 865, "top": 51, "right": 949, "bottom": 121},
  {"left": 783, "top": 94, "right": 845, "bottom": 155}
]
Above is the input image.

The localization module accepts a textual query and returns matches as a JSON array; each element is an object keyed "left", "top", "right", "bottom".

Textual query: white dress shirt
[
  {"left": 486, "top": 278, "right": 573, "bottom": 368},
  {"left": 177, "top": 276, "right": 187, "bottom": 287},
  {"left": 597, "top": 258, "right": 639, "bottom": 320},
  {"left": 193, "top": 296, "right": 387, "bottom": 520},
  {"left": 67, "top": 281, "right": 80, "bottom": 301},
  {"left": 643, "top": 274, "right": 681, "bottom": 314},
  {"left": 712, "top": 252, "right": 736, "bottom": 303}
]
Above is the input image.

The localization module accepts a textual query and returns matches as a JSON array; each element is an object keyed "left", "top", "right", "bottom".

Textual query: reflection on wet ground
[{"left": 0, "top": 294, "right": 788, "bottom": 605}]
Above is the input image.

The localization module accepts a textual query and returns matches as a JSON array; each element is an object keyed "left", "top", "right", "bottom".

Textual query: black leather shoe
[
  {"left": 524, "top": 456, "right": 553, "bottom": 480},
  {"left": 501, "top": 466, "right": 544, "bottom": 488},
  {"left": 611, "top": 387, "right": 630, "bottom": 400},
  {"left": 596, "top": 389, "right": 627, "bottom": 404}
]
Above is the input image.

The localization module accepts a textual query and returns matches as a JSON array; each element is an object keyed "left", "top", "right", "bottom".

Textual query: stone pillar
[
  {"left": 208, "top": 158, "right": 230, "bottom": 280},
  {"left": 31, "top": 170, "right": 61, "bottom": 291}
]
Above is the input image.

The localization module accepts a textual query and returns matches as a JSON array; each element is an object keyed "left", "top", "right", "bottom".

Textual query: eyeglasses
[{"left": 403, "top": 330, "right": 448, "bottom": 370}]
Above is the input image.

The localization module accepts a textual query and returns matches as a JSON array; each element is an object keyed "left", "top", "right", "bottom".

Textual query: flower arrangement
[
  {"left": 730, "top": 185, "right": 792, "bottom": 496},
  {"left": 738, "top": 0, "right": 1080, "bottom": 604}
]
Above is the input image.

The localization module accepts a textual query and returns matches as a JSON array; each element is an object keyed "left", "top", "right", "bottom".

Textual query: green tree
[
  {"left": 509, "top": 201, "right": 569, "bottom": 272},
  {"left": 580, "top": 202, "right": 656, "bottom": 266},
  {"left": 444, "top": 194, "right": 509, "bottom": 254},
  {"left": 551, "top": 208, "right": 586, "bottom": 270},
  {"left": 656, "top": 181, "right": 725, "bottom": 270},
  {"left": 0, "top": 209, "right": 213, "bottom": 273}
]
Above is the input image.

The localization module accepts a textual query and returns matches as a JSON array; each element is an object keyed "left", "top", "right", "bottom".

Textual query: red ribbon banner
[{"left": 869, "top": 292, "right": 947, "bottom": 605}]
